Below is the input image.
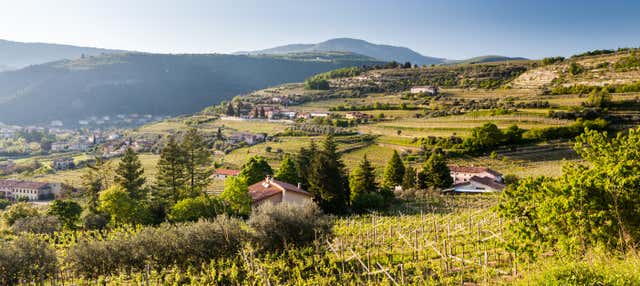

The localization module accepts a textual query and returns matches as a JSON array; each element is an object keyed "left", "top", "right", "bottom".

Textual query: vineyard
[{"left": 2, "top": 194, "right": 530, "bottom": 285}]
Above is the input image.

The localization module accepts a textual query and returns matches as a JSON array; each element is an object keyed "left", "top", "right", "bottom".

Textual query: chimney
[{"left": 297, "top": 182, "right": 302, "bottom": 189}]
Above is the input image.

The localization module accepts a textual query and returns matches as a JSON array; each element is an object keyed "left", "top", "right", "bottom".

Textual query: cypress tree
[
  {"left": 418, "top": 153, "right": 453, "bottom": 189},
  {"left": 402, "top": 166, "right": 417, "bottom": 190},
  {"left": 295, "top": 140, "right": 317, "bottom": 189},
  {"left": 349, "top": 155, "right": 377, "bottom": 202},
  {"left": 383, "top": 150, "right": 405, "bottom": 188},
  {"left": 274, "top": 155, "right": 299, "bottom": 184},
  {"left": 155, "top": 135, "right": 186, "bottom": 204},
  {"left": 181, "top": 128, "right": 212, "bottom": 198},
  {"left": 114, "top": 147, "right": 146, "bottom": 201},
  {"left": 81, "top": 166, "right": 102, "bottom": 213},
  {"left": 307, "top": 135, "right": 349, "bottom": 214}
]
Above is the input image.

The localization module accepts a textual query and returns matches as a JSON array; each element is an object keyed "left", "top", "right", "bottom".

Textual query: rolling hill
[
  {"left": 0, "top": 52, "right": 383, "bottom": 125},
  {"left": 444, "top": 55, "right": 528, "bottom": 65},
  {"left": 0, "top": 39, "right": 125, "bottom": 71},
  {"left": 238, "top": 38, "right": 447, "bottom": 66}
]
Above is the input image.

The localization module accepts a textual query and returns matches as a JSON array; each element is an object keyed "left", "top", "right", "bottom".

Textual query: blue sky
[{"left": 1, "top": 0, "right": 638, "bottom": 59}]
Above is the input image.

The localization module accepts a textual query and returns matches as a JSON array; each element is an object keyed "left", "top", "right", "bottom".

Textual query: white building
[{"left": 0, "top": 180, "right": 53, "bottom": 201}]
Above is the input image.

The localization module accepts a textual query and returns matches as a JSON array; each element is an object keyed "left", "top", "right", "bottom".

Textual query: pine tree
[
  {"left": 274, "top": 155, "right": 299, "bottom": 184},
  {"left": 418, "top": 153, "right": 452, "bottom": 189},
  {"left": 383, "top": 150, "right": 405, "bottom": 188},
  {"left": 155, "top": 135, "right": 186, "bottom": 204},
  {"left": 307, "top": 135, "right": 350, "bottom": 214},
  {"left": 114, "top": 147, "right": 146, "bottom": 201},
  {"left": 295, "top": 140, "right": 317, "bottom": 189},
  {"left": 239, "top": 156, "right": 273, "bottom": 185},
  {"left": 181, "top": 128, "right": 212, "bottom": 198},
  {"left": 402, "top": 166, "right": 417, "bottom": 190},
  {"left": 81, "top": 167, "right": 103, "bottom": 213},
  {"left": 349, "top": 155, "right": 377, "bottom": 202},
  {"left": 225, "top": 102, "right": 235, "bottom": 116}
]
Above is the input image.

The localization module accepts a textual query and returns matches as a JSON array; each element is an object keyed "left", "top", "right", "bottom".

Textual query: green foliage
[
  {"left": 383, "top": 150, "right": 405, "bottom": 188},
  {"left": 462, "top": 122, "right": 505, "bottom": 152},
  {"left": 248, "top": 201, "right": 332, "bottom": 250},
  {"left": 114, "top": 147, "right": 146, "bottom": 201},
  {"left": 613, "top": 51, "right": 640, "bottom": 70},
  {"left": 517, "top": 257, "right": 640, "bottom": 286},
  {"left": 551, "top": 81, "right": 640, "bottom": 95},
  {"left": 417, "top": 153, "right": 452, "bottom": 189},
  {"left": 3, "top": 202, "right": 39, "bottom": 226},
  {"left": 522, "top": 118, "right": 608, "bottom": 141},
  {"left": 168, "top": 195, "right": 222, "bottom": 222},
  {"left": 11, "top": 215, "right": 60, "bottom": 234},
  {"left": 274, "top": 155, "right": 299, "bottom": 184},
  {"left": 402, "top": 166, "right": 417, "bottom": 190},
  {"left": 585, "top": 88, "right": 612, "bottom": 108},
  {"left": 349, "top": 155, "right": 378, "bottom": 202},
  {"left": 239, "top": 156, "right": 274, "bottom": 185},
  {"left": 307, "top": 135, "right": 350, "bottom": 214},
  {"left": 304, "top": 75, "right": 330, "bottom": 90},
  {"left": 0, "top": 237, "right": 58, "bottom": 284},
  {"left": 98, "top": 185, "right": 136, "bottom": 226},
  {"left": 498, "top": 128, "right": 640, "bottom": 257},
  {"left": 154, "top": 135, "right": 186, "bottom": 205},
  {"left": 542, "top": 56, "right": 565, "bottom": 65},
  {"left": 0, "top": 199, "right": 10, "bottom": 210},
  {"left": 82, "top": 212, "right": 109, "bottom": 230},
  {"left": 181, "top": 128, "right": 212, "bottom": 198},
  {"left": 568, "top": 62, "right": 584, "bottom": 75},
  {"left": 220, "top": 176, "right": 252, "bottom": 216},
  {"left": 351, "top": 192, "right": 385, "bottom": 213},
  {"left": 48, "top": 199, "right": 82, "bottom": 229}
]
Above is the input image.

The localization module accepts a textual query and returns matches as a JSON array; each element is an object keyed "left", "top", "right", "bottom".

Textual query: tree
[
  {"left": 239, "top": 156, "right": 273, "bottom": 185},
  {"left": 114, "top": 148, "right": 146, "bottom": 201},
  {"left": 402, "top": 166, "right": 417, "bottom": 190},
  {"left": 585, "top": 88, "right": 612, "bottom": 108},
  {"left": 47, "top": 200, "right": 82, "bottom": 229},
  {"left": 295, "top": 140, "right": 317, "bottom": 189},
  {"left": 417, "top": 153, "right": 452, "bottom": 189},
  {"left": 307, "top": 135, "right": 350, "bottom": 214},
  {"left": 349, "top": 155, "right": 378, "bottom": 202},
  {"left": 181, "top": 128, "right": 212, "bottom": 198},
  {"left": 220, "top": 176, "right": 252, "bottom": 216},
  {"left": 383, "top": 150, "right": 405, "bottom": 188},
  {"left": 274, "top": 155, "right": 299, "bottom": 184},
  {"left": 155, "top": 135, "right": 186, "bottom": 204},
  {"left": 225, "top": 102, "right": 235, "bottom": 116},
  {"left": 463, "top": 122, "right": 504, "bottom": 152},
  {"left": 98, "top": 185, "right": 136, "bottom": 225},
  {"left": 3, "top": 202, "right": 39, "bottom": 226},
  {"left": 168, "top": 195, "right": 221, "bottom": 222}
]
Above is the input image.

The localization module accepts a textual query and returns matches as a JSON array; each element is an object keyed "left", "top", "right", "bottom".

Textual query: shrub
[
  {"left": 248, "top": 202, "right": 332, "bottom": 251},
  {"left": 82, "top": 212, "right": 109, "bottom": 230},
  {"left": 351, "top": 192, "right": 385, "bottom": 213},
  {"left": 0, "top": 237, "right": 58, "bottom": 285},
  {"left": 517, "top": 258, "right": 640, "bottom": 286},
  {"left": 2, "top": 202, "right": 40, "bottom": 226},
  {"left": 11, "top": 215, "right": 61, "bottom": 234},
  {"left": 168, "top": 195, "right": 222, "bottom": 222},
  {"left": 0, "top": 199, "right": 10, "bottom": 210}
]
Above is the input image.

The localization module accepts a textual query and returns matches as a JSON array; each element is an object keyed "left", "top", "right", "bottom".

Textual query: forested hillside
[{"left": 0, "top": 52, "right": 382, "bottom": 125}]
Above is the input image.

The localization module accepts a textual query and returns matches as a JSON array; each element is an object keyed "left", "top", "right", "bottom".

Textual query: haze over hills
[
  {"left": 0, "top": 39, "right": 126, "bottom": 71},
  {"left": 0, "top": 52, "right": 382, "bottom": 125},
  {"left": 238, "top": 38, "right": 528, "bottom": 66}
]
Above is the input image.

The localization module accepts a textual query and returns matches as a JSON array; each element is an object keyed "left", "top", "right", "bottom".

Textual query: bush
[
  {"left": 11, "top": 215, "right": 61, "bottom": 234},
  {"left": 0, "top": 199, "right": 10, "bottom": 210},
  {"left": 351, "top": 192, "right": 386, "bottom": 213},
  {"left": 82, "top": 212, "right": 109, "bottom": 230},
  {"left": 518, "top": 258, "right": 640, "bottom": 286},
  {"left": 168, "top": 195, "right": 222, "bottom": 222},
  {"left": 66, "top": 216, "right": 247, "bottom": 277},
  {"left": 248, "top": 202, "right": 332, "bottom": 251},
  {"left": 0, "top": 237, "right": 58, "bottom": 285},
  {"left": 2, "top": 202, "right": 39, "bottom": 226}
]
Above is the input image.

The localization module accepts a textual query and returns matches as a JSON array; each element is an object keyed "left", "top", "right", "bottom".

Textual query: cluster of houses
[
  {"left": 0, "top": 179, "right": 61, "bottom": 201},
  {"left": 101, "top": 138, "right": 156, "bottom": 158},
  {"left": 75, "top": 114, "right": 170, "bottom": 128},
  {"left": 231, "top": 102, "right": 329, "bottom": 121},
  {"left": 50, "top": 131, "right": 122, "bottom": 153},
  {"left": 226, "top": 132, "right": 267, "bottom": 146}
]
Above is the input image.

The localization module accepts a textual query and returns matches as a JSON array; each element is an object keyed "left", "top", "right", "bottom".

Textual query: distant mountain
[
  {"left": 0, "top": 39, "right": 125, "bottom": 71},
  {"left": 0, "top": 52, "right": 382, "bottom": 125},
  {"left": 445, "top": 55, "right": 528, "bottom": 65},
  {"left": 238, "top": 38, "right": 446, "bottom": 66}
]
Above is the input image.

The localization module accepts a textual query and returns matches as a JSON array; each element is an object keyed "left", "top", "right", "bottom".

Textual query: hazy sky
[{"left": 1, "top": 0, "right": 639, "bottom": 59}]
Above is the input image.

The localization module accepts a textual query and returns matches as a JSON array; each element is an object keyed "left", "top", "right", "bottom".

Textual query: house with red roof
[
  {"left": 213, "top": 169, "right": 241, "bottom": 180},
  {"left": 248, "top": 177, "right": 313, "bottom": 205},
  {"left": 445, "top": 165, "right": 505, "bottom": 193},
  {"left": 448, "top": 165, "right": 503, "bottom": 184}
]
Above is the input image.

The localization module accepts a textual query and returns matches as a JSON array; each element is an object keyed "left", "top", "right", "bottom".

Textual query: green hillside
[{"left": 0, "top": 52, "right": 383, "bottom": 125}]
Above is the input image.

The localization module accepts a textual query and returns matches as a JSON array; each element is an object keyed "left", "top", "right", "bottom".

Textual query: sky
[{"left": 1, "top": 0, "right": 639, "bottom": 60}]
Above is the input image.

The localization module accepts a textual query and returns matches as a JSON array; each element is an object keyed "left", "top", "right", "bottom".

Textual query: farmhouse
[
  {"left": 227, "top": 132, "right": 267, "bottom": 145},
  {"left": 448, "top": 165, "right": 503, "bottom": 184},
  {"left": 52, "top": 157, "right": 75, "bottom": 170},
  {"left": 213, "top": 169, "right": 240, "bottom": 180},
  {"left": 444, "top": 176, "right": 505, "bottom": 194},
  {"left": 345, "top": 112, "right": 370, "bottom": 120},
  {"left": 410, "top": 85, "right": 439, "bottom": 95},
  {"left": 0, "top": 180, "right": 53, "bottom": 201},
  {"left": 248, "top": 177, "right": 313, "bottom": 205}
]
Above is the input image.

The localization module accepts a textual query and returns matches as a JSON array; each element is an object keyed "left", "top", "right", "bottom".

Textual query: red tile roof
[
  {"left": 0, "top": 180, "right": 49, "bottom": 190},
  {"left": 247, "top": 178, "right": 312, "bottom": 203},
  {"left": 215, "top": 169, "right": 240, "bottom": 176},
  {"left": 448, "top": 165, "right": 502, "bottom": 177}
]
